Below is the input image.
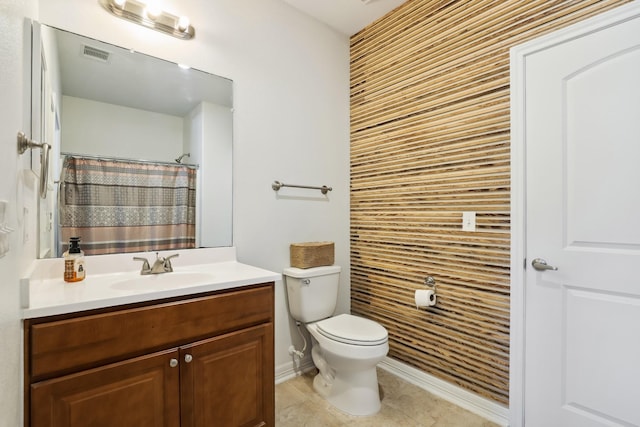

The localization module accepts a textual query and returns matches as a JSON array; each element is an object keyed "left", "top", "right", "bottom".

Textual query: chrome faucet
[{"left": 133, "top": 252, "right": 179, "bottom": 275}]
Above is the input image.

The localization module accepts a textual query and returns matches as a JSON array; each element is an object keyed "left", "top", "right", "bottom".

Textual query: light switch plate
[{"left": 462, "top": 211, "right": 476, "bottom": 231}]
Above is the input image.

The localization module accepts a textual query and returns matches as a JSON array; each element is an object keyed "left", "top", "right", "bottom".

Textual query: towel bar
[{"left": 272, "top": 180, "right": 332, "bottom": 195}]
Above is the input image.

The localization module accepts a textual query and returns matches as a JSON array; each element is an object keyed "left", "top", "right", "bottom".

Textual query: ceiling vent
[{"left": 82, "top": 45, "right": 111, "bottom": 62}]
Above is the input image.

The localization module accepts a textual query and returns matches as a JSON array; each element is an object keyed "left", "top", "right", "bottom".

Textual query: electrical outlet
[{"left": 462, "top": 211, "right": 476, "bottom": 231}]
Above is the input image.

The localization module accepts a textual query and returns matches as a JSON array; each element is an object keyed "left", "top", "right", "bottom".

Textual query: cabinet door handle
[
  {"left": 169, "top": 358, "right": 178, "bottom": 368},
  {"left": 184, "top": 354, "right": 193, "bottom": 363}
]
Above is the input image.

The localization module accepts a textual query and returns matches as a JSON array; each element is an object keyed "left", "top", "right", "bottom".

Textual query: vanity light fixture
[{"left": 99, "top": 0, "right": 195, "bottom": 40}]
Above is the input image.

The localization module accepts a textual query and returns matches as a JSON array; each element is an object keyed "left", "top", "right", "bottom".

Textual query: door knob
[
  {"left": 184, "top": 354, "right": 193, "bottom": 363},
  {"left": 531, "top": 258, "right": 558, "bottom": 271},
  {"left": 169, "top": 358, "right": 178, "bottom": 368}
]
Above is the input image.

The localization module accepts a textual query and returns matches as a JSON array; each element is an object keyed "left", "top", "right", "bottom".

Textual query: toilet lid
[{"left": 316, "top": 314, "right": 388, "bottom": 346}]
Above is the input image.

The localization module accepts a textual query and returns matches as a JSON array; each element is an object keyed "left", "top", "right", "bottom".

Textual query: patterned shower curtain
[{"left": 59, "top": 156, "right": 197, "bottom": 255}]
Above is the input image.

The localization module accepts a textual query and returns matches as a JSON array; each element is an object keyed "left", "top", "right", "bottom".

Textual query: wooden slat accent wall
[{"left": 349, "top": 0, "right": 629, "bottom": 405}]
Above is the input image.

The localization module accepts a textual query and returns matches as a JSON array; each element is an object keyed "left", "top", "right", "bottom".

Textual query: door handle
[{"left": 531, "top": 258, "right": 558, "bottom": 271}]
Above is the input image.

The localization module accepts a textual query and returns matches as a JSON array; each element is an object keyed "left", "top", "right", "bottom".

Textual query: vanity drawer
[{"left": 27, "top": 283, "right": 273, "bottom": 381}]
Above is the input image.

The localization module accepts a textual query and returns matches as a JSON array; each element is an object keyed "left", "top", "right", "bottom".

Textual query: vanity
[{"left": 22, "top": 248, "right": 279, "bottom": 427}]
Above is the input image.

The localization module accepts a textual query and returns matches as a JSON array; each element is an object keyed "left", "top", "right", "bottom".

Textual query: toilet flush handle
[{"left": 301, "top": 279, "right": 311, "bottom": 285}]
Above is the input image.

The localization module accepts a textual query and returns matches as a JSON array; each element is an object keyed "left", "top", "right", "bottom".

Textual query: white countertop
[{"left": 22, "top": 247, "right": 281, "bottom": 319}]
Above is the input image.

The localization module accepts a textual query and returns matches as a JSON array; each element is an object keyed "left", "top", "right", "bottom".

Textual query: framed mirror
[{"left": 32, "top": 22, "right": 233, "bottom": 258}]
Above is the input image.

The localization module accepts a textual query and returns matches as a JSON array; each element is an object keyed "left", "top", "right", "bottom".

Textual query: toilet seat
[{"left": 316, "top": 314, "right": 388, "bottom": 346}]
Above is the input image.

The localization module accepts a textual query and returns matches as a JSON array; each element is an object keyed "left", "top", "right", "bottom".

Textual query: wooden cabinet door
[
  {"left": 31, "top": 349, "right": 180, "bottom": 427},
  {"left": 180, "top": 323, "right": 274, "bottom": 427}
]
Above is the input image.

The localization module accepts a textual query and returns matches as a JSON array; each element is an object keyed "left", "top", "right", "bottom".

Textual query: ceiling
[
  {"left": 281, "top": 0, "right": 407, "bottom": 36},
  {"left": 54, "top": 27, "right": 232, "bottom": 117}
]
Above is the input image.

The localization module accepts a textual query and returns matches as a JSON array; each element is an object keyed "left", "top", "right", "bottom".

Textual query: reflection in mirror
[{"left": 33, "top": 23, "right": 233, "bottom": 258}]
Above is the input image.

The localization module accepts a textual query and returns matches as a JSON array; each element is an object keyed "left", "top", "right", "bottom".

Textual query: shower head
[{"left": 175, "top": 153, "right": 190, "bottom": 163}]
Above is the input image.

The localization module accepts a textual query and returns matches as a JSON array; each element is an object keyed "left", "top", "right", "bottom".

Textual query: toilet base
[
  {"left": 312, "top": 371, "right": 331, "bottom": 397},
  {"left": 313, "top": 366, "right": 382, "bottom": 416}
]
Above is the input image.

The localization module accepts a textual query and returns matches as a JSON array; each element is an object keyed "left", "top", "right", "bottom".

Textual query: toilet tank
[{"left": 283, "top": 265, "right": 341, "bottom": 323}]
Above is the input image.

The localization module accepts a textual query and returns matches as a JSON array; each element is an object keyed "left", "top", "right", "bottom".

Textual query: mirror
[{"left": 34, "top": 23, "right": 233, "bottom": 258}]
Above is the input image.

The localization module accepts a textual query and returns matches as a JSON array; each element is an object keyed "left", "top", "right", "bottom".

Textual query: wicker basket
[{"left": 290, "top": 242, "right": 334, "bottom": 268}]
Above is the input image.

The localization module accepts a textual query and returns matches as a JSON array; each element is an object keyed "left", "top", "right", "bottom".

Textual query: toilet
[{"left": 283, "top": 265, "right": 389, "bottom": 416}]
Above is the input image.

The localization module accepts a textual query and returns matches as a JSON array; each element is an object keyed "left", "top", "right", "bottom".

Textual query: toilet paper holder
[
  {"left": 415, "top": 276, "right": 437, "bottom": 308},
  {"left": 424, "top": 276, "right": 436, "bottom": 290}
]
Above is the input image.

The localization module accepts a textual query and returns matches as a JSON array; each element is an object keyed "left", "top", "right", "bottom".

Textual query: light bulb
[
  {"left": 145, "top": 4, "right": 162, "bottom": 20},
  {"left": 177, "top": 16, "right": 190, "bottom": 32}
]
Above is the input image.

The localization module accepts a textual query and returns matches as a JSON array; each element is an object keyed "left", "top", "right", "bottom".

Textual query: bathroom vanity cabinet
[{"left": 24, "top": 282, "right": 275, "bottom": 427}]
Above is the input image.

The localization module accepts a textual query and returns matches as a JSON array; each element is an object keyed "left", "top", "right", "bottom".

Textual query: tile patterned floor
[{"left": 275, "top": 368, "right": 500, "bottom": 427}]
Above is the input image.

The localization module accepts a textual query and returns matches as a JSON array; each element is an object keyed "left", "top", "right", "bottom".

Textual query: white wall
[
  {"left": 61, "top": 96, "right": 184, "bottom": 162},
  {"left": 38, "top": 0, "right": 350, "bottom": 380},
  {"left": 0, "top": 1, "right": 38, "bottom": 425},
  {"left": 185, "top": 101, "right": 233, "bottom": 248},
  {"left": 198, "top": 101, "right": 233, "bottom": 247}
]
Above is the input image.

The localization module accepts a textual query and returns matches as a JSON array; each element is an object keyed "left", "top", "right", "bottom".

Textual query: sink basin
[{"left": 110, "top": 271, "right": 216, "bottom": 291}]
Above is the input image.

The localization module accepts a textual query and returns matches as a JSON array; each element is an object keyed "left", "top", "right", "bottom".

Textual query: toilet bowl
[
  {"left": 307, "top": 314, "right": 388, "bottom": 415},
  {"left": 283, "top": 266, "right": 389, "bottom": 416}
]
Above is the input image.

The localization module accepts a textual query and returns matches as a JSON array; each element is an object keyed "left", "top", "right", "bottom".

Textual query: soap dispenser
[{"left": 64, "top": 237, "right": 86, "bottom": 282}]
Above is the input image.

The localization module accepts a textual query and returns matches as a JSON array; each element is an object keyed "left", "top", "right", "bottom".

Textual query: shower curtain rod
[{"left": 60, "top": 152, "right": 200, "bottom": 169}]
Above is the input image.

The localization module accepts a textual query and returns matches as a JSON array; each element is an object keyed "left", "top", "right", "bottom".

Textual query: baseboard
[
  {"left": 379, "top": 357, "right": 509, "bottom": 426},
  {"left": 275, "top": 355, "right": 315, "bottom": 385}
]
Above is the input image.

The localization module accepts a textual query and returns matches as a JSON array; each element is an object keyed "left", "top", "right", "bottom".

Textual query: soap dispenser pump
[{"left": 64, "top": 237, "right": 86, "bottom": 282}]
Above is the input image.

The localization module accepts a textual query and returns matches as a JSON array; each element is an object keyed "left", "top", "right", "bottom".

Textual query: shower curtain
[{"left": 59, "top": 156, "right": 197, "bottom": 255}]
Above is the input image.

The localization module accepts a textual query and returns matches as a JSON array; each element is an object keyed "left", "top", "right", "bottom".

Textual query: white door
[{"left": 521, "top": 4, "right": 640, "bottom": 427}]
